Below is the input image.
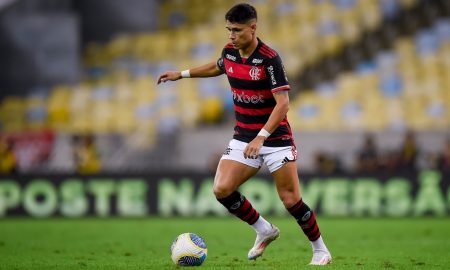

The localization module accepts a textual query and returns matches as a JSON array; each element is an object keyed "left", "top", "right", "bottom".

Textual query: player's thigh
[
  {"left": 213, "top": 159, "right": 259, "bottom": 199},
  {"left": 271, "top": 161, "right": 301, "bottom": 208}
]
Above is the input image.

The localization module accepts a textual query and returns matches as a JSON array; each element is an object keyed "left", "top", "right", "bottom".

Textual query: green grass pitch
[{"left": 0, "top": 218, "right": 449, "bottom": 269}]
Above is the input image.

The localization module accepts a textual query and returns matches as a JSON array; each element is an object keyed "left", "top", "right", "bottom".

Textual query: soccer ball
[{"left": 170, "top": 233, "right": 208, "bottom": 266}]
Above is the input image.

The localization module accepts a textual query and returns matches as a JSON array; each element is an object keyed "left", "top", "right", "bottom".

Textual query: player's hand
[
  {"left": 244, "top": 136, "right": 265, "bottom": 159},
  {"left": 157, "top": 71, "right": 182, "bottom": 84}
]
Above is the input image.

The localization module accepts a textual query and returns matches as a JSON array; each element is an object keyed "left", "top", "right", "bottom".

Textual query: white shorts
[{"left": 220, "top": 139, "right": 298, "bottom": 173}]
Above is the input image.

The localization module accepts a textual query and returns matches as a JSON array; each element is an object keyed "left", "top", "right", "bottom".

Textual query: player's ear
[{"left": 250, "top": 23, "right": 257, "bottom": 34}]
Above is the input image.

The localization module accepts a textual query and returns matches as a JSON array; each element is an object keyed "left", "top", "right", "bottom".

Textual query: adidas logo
[
  {"left": 281, "top": 157, "right": 294, "bottom": 164},
  {"left": 228, "top": 67, "right": 234, "bottom": 73}
]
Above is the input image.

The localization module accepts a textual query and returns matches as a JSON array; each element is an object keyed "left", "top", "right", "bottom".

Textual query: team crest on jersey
[{"left": 249, "top": 66, "right": 261, "bottom": 80}]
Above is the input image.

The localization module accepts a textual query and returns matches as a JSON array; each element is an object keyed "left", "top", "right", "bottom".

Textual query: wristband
[
  {"left": 181, "top": 70, "right": 191, "bottom": 78},
  {"left": 257, "top": 128, "right": 271, "bottom": 139}
]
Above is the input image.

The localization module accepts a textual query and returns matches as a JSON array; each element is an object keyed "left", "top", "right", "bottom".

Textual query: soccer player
[{"left": 157, "top": 3, "right": 332, "bottom": 265}]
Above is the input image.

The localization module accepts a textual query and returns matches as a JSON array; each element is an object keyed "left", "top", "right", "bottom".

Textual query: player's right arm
[{"left": 157, "top": 62, "right": 223, "bottom": 84}]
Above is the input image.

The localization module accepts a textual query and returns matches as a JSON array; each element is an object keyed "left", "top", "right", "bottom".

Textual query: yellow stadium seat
[
  {"left": 399, "top": 0, "right": 418, "bottom": 9},
  {"left": 363, "top": 97, "right": 388, "bottom": 131},
  {"left": 48, "top": 86, "right": 71, "bottom": 131},
  {"left": 200, "top": 97, "right": 224, "bottom": 124},
  {"left": 0, "top": 97, "right": 26, "bottom": 132}
]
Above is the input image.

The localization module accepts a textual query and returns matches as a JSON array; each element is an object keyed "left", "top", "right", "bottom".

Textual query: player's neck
[{"left": 239, "top": 37, "right": 258, "bottom": 58}]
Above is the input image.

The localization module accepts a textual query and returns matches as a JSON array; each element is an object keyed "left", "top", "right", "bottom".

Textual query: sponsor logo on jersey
[
  {"left": 267, "top": 65, "right": 277, "bottom": 85},
  {"left": 252, "top": 58, "right": 263, "bottom": 64},
  {"left": 228, "top": 67, "right": 234, "bottom": 73},
  {"left": 226, "top": 54, "right": 236, "bottom": 61},
  {"left": 232, "top": 90, "right": 264, "bottom": 104},
  {"left": 249, "top": 66, "right": 261, "bottom": 80}
]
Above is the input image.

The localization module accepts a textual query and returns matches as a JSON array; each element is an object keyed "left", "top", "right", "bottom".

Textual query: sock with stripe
[
  {"left": 287, "top": 199, "right": 322, "bottom": 242},
  {"left": 217, "top": 191, "right": 264, "bottom": 228}
]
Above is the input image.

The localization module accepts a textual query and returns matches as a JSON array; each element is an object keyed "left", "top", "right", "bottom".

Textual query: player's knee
[
  {"left": 213, "top": 184, "right": 234, "bottom": 199},
  {"left": 278, "top": 191, "right": 300, "bottom": 209}
]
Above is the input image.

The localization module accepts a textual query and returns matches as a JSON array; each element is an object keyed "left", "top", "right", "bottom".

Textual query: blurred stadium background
[{"left": 0, "top": 0, "right": 449, "bottom": 218}]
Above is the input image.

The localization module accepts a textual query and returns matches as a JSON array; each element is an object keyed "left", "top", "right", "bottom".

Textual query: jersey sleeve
[
  {"left": 264, "top": 55, "right": 290, "bottom": 93},
  {"left": 217, "top": 49, "right": 226, "bottom": 73}
]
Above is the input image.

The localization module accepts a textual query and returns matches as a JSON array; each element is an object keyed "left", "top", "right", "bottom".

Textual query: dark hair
[{"left": 225, "top": 3, "right": 257, "bottom": 24}]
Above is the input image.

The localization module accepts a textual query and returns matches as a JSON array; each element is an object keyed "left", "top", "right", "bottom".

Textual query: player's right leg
[{"left": 213, "top": 140, "right": 279, "bottom": 260}]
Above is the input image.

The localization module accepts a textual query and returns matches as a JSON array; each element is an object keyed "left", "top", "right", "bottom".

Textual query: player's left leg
[{"left": 271, "top": 161, "right": 332, "bottom": 265}]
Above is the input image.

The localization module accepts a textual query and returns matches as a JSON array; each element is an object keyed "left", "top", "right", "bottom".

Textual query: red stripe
[
  {"left": 262, "top": 44, "right": 276, "bottom": 52},
  {"left": 272, "top": 85, "right": 290, "bottom": 93},
  {"left": 233, "top": 200, "right": 250, "bottom": 215},
  {"left": 236, "top": 121, "right": 292, "bottom": 135},
  {"left": 260, "top": 46, "right": 276, "bottom": 58},
  {"left": 236, "top": 121, "right": 265, "bottom": 129},
  {"left": 288, "top": 199, "right": 304, "bottom": 214},
  {"left": 307, "top": 212, "right": 317, "bottom": 227},
  {"left": 260, "top": 48, "right": 276, "bottom": 58},
  {"left": 260, "top": 46, "right": 275, "bottom": 56},
  {"left": 234, "top": 105, "right": 273, "bottom": 116},
  {"left": 284, "top": 117, "right": 296, "bottom": 149},
  {"left": 266, "top": 135, "right": 292, "bottom": 141},
  {"left": 309, "top": 225, "right": 319, "bottom": 237},
  {"left": 261, "top": 44, "right": 277, "bottom": 56},
  {"left": 224, "top": 59, "right": 267, "bottom": 80},
  {"left": 242, "top": 209, "right": 256, "bottom": 222},
  {"left": 308, "top": 226, "right": 320, "bottom": 239},
  {"left": 258, "top": 49, "right": 273, "bottom": 58},
  {"left": 231, "top": 87, "right": 273, "bottom": 99}
]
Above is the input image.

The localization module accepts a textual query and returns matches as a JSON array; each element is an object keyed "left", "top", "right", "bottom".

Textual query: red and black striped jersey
[{"left": 217, "top": 38, "right": 294, "bottom": 147}]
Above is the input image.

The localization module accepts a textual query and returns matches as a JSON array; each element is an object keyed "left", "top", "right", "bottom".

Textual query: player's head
[
  {"left": 225, "top": 3, "right": 258, "bottom": 50},
  {"left": 225, "top": 3, "right": 257, "bottom": 24}
]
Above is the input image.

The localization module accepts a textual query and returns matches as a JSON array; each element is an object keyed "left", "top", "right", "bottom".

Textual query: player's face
[{"left": 226, "top": 20, "right": 256, "bottom": 50}]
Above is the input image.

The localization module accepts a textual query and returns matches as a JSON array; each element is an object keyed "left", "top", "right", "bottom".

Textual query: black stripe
[
  {"left": 228, "top": 77, "right": 270, "bottom": 90},
  {"left": 249, "top": 212, "right": 260, "bottom": 224},
  {"left": 234, "top": 125, "right": 290, "bottom": 137},
  {"left": 246, "top": 210, "right": 258, "bottom": 223},
  {"left": 217, "top": 191, "right": 242, "bottom": 209},
  {"left": 234, "top": 127, "right": 258, "bottom": 137},
  {"left": 237, "top": 204, "right": 252, "bottom": 218},
  {"left": 270, "top": 126, "right": 291, "bottom": 137},
  {"left": 235, "top": 111, "right": 270, "bottom": 124}
]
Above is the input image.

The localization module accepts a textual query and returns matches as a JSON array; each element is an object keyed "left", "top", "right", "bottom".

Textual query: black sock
[
  {"left": 287, "top": 199, "right": 321, "bottom": 241},
  {"left": 217, "top": 191, "right": 260, "bottom": 225}
]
